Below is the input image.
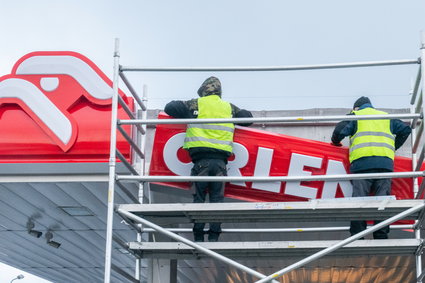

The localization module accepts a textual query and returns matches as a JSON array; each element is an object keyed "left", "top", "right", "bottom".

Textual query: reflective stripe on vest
[
  {"left": 349, "top": 108, "right": 395, "bottom": 163},
  {"left": 184, "top": 95, "right": 234, "bottom": 153}
]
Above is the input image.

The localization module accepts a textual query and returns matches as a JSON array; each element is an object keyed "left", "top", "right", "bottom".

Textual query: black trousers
[
  {"left": 350, "top": 175, "right": 391, "bottom": 239},
  {"left": 191, "top": 158, "right": 227, "bottom": 236}
]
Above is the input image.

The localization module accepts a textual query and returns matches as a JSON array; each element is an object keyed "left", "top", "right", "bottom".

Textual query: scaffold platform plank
[
  {"left": 117, "top": 198, "right": 425, "bottom": 224},
  {"left": 128, "top": 239, "right": 421, "bottom": 259}
]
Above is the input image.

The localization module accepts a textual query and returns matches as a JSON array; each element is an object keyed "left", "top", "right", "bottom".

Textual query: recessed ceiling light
[{"left": 59, "top": 206, "right": 94, "bottom": 216}]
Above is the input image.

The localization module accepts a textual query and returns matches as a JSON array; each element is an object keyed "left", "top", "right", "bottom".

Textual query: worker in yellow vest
[
  {"left": 331, "top": 96, "right": 411, "bottom": 239},
  {"left": 165, "top": 76, "right": 253, "bottom": 242}
]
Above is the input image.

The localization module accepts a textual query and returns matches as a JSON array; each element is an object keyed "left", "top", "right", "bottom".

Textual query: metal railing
[
  {"left": 104, "top": 31, "right": 425, "bottom": 283},
  {"left": 104, "top": 39, "right": 150, "bottom": 283},
  {"left": 121, "top": 58, "right": 419, "bottom": 72}
]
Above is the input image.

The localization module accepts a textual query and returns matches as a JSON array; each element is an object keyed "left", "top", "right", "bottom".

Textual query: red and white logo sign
[
  {"left": 150, "top": 113, "right": 416, "bottom": 202},
  {"left": 0, "top": 51, "right": 133, "bottom": 163}
]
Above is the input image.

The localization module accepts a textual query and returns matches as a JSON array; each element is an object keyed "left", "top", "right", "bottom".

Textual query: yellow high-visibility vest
[
  {"left": 184, "top": 95, "right": 234, "bottom": 153},
  {"left": 349, "top": 108, "right": 395, "bottom": 163}
]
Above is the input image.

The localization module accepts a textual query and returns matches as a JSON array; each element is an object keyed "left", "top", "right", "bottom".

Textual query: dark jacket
[
  {"left": 331, "top": 106, "right": 411, "bottom": 173},
  {"left": 164, "top": 97, "right": 253, "bottom": 162}
]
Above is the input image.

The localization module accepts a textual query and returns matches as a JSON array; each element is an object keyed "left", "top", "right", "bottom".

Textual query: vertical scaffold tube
[
  {"left": 135, "top": 85, "right": 148, "bottom": 281},
  {"left": 411, "top": 80, "right": 419, "bottom": 195},
  {"left": 104, "top": 38, "right": 120, "bottom": 283},
  {"left": 416, "top": 30, "right": 425, "bottom": 282}
]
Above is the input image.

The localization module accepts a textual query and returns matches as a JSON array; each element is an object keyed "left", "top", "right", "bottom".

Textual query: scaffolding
[{"left": 104, "top": 31, "right": 425, "bottom": 282}]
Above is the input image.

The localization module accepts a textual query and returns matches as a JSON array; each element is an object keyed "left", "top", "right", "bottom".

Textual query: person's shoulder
[{"left": 186, "top": 98, "right": 199, "bottom": 110}]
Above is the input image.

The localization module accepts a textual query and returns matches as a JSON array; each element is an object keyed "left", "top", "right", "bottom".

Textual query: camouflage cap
[{"left": 197, "top": 76, "right": 222, "bottom": 97}]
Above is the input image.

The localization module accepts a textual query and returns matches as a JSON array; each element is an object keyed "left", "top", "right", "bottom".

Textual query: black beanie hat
[{"left": 353, "top": 96, "right": 371, "bottom": 109}]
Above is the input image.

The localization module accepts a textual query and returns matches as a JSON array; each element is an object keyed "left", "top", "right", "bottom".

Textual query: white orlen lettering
[
  {"left": 228, "top": 143, "right": 249, "bottom": 186},
  {"left": 163, "top": 133, "right": 250, "bottom": 182},
  {"left": 322, "top": 159, "right": 352, "bottom": 198},
  {"left": 285, "top": 153, "right": 321, "bottom": 199},
  {"left": 251, "top": 147, "right": 281, "bottom": 193}
]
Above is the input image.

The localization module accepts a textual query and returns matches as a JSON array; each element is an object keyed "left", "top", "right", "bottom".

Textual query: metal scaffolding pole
[
  {"left": 111, "top": 33, "right": 425, "bottom": 282},
  {"left": 135, "top": 85, "right": 149, "bottom": 282},
  {"left": 119, "top": 113, "right": 421, "bottom": 126},
  {"left": 104, "top": 38, "right": 120, "bottom": 283},
  {"left": 140, "top": 224, "right": 413, "bottom": 234},
  {"left": 416, "top": 29, "right": 425, "bottom": 283},
  {"left": 120, "top": 58, "right": 419, "bottom": 72},
  {"left": 411, "top": 83, "right": 420, "bottom": 195},
  {"left": 116, "top": 171, "right": 424, "bottom": 183},
  {"left": 410, "top": 66, "right": 422, "bottom": 105},
  {"left": 255, "top": 203, "right": 425, "bottom": 283}
]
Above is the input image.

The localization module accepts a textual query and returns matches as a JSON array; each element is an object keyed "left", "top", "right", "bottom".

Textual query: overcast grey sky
[
  {"left": 1, "top": 1, "right": 425, "bottom": 112},
  {"left": 0, "top": 0, "right": 424, "bottom": 281}
]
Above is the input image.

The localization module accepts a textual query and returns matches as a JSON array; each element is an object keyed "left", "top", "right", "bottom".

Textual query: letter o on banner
[{"left": 163, "top": 133, "right": 193, "bottom": 176}]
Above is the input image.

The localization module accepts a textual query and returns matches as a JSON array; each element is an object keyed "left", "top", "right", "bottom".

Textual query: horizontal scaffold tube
[
  {"left": 120, "top": 59, "right": 419, "bottom": 72},
  {"left": 116, "top": 171, "right": 424, "bottom": 182},
  {"left": 119, "top": 113, "right": 421, "bottom": 126},
  {"left": 140, "top": 224, "right": 414, "bottom": 234}
]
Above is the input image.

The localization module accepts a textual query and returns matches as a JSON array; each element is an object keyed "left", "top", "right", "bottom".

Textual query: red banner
[
  {"left": 0, "top": 51, "right": 132, "bottom": 163},
  {"left": 150, "top": 113, "right": 418, "bottom": 202}
]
